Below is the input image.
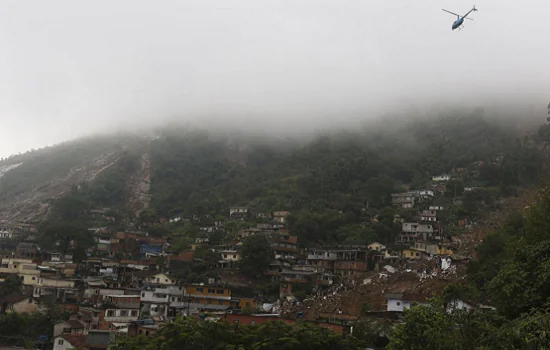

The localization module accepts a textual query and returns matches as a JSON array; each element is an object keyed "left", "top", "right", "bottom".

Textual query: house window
[
  {"left": 58, "top": 339, "right": 64, "bottom": 345},
  {"left": 196, "top": 287, "right": 203, "bottom": 293},
  {"left": 32, "top": 277, "right": 36, "bottom": 280},
  {"left": 131, "top": 311, "right": 138, "bottom": 317},
  {"left": 142, "top": 293, "right": 145, "bottom": 297},
  {"left": 165, "top": 279, "right": 168, "bottom": 282},
  {"left": 139, "top": 330, "right": 143, "bottom": 335},
  {"left": 396, "top": 302, "right": 401, "bottom": 306},
  {"left": 216, "top": 289, "right": 224, "bottom": 295},
  {"left": 107, "top": 310, "right": 114, "bottom": 317},
  {"left": 120, "top": 310, "right": 128, "bottom": 317},
  {"left": 245, "top": 302, "right": 250, "bottom": 308},
  {"left": 218, "top": 300, "right": 223, "bottom": 305},
  {"left": 208, "top": 288, "right": 215, "bottom": 294},
  {"left": 224, "top": 254, "right": 227, "bottom": 259}
]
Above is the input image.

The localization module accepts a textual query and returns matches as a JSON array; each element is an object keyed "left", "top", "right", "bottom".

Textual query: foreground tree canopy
[{"left": 112, "top": 317, "right": 367, "bottom": 350}]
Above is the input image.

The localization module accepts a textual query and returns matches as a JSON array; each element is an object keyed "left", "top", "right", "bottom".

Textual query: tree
[
  {"left": 239, "top": 235, "right": 272, "bottom": 277},
  {"left": 112, "top": 317, "right": 366, "bottom": 350},
  {"left": 0, "top": 275, "right": 22, "bottom": 297}
]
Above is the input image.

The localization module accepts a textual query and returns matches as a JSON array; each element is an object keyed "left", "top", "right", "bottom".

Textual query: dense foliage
[
  {"left": 37, "top": 152, "right": 140, "bottom": 252},
  {"left": 239, "top": 235, "right": 273, "bottom": 277},
  {"left": 149, "top": 112, "right": 544, "bottom": 246},
  {"left": 112, "top": 316, "right": 366, "bottom": 350}
]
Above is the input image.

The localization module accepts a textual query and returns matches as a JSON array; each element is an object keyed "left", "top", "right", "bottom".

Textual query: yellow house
[
  {"left": 412, "top": 242, "right": 453, "bottom": 256},
  {"left": 402, "top": 249, "right": 428, "bottom": 260},
  {"left": 368, "top": 242, "right": 386, "bottom": 252},
  {"left": 436, "top": 245, "right": 453, "bottom": 255},
  {"left": 236, "top": 297, "right": 258, "bottom": 310}
]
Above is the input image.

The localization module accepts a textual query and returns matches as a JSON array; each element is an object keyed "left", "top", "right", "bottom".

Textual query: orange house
[{"left": 185, "top": 285, "right": 232, "bottom": 307}]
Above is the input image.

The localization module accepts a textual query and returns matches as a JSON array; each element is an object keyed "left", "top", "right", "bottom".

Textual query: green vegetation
[
  {"left": 149, "top": 112, "right": 543, "bottom": 246},
  {"left": 0, "top": 305, "right": 69, "bottom": 348},
  {"left": 239, "top": 235, "right": 273, "bottom": 277},
  {"left": 36, "top": 152, "right": 140, "bottom": 252},
  {"left": 112, "top": 316, "right": 366, "bottom": 350},
  {"left": 386, "top": 184, "right": 550, "bottom": 349}
]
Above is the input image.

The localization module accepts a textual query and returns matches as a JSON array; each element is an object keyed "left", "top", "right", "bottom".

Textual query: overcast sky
[{"left": 1, "top": 0, "right": 550, "bottom": 157}]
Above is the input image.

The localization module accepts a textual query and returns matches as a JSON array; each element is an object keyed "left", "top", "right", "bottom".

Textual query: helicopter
[{"left": 442, "top": 5, "right": 478, "bottom": 31}]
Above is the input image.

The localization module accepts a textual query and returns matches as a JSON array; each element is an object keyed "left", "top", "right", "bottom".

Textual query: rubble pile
[{"left": 281, "top": 256, "right": 471, "bottom": 319}]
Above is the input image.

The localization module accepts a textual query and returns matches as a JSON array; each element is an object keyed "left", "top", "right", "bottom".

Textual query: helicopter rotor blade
[
  {"left": 465, "top": 17, "right": 474, "bottom": 21},
  {"left": 442, "top": 8, "right": 460, "bottom": 17}
]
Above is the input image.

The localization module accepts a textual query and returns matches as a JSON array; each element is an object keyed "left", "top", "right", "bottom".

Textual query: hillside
[{"left": 0, "top": 109, "right": 544, "bottom": 233}]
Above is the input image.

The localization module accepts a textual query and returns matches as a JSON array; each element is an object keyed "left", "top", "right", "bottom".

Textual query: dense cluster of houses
[{"left": 0, "top": 196, "right": 463, "bottom": 349}]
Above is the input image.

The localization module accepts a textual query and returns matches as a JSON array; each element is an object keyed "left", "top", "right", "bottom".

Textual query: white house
[
  {"left": 141, "top": 273, "right": 175, "bottom": 285},
  {"left": 416, "top": 189, "right": 435, "bottom": 198},
  {"left": 419, "top": 210, "right": 437, "bottom": 222},
  {"left": 220, "top": 250, "right": 240, "bottom": 261},
  {"left": 386, "top": 293, "right": 429, "bottom": 312},
  {"left": 53, "top": 335, "right": 87, "bottom": 350},
  {"left": 432, "top": 174, "right": 451, "bottom": 182}
]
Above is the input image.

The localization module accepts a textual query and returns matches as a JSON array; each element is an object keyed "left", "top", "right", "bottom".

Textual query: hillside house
[
  {"left": 307, "top": 247, "right": 369, "bottom": 276},
  {"left": 270, "top": 233, "right": 300, "bottom": 261},
  {"left": 398, "top": 222, "right": 435, "bottom": 243},
  {"left": 53, "top": 320, "right": 86, "bottom": 337},
  {"left": 419, "top": 210, "right": 437, "bottom": 222},
  {"left": 102, "top": 295, "right": 140, "bottom": 327},
  {"left": 218, "top": 250, "right": 240, "bottom": 269},
  {"left": 391, "top": 193, "right": 416, "bottom": 209},
  {"left": 429, "top": 205, "right": 444, "bottom": 211},
  {"left": 415, "top": 189, "right": 435, "bottom": 199},
  {"left": 53, "top": 334, "right": 87, "bottom": 350},
  {"left": 140, "top": 285, "right": 186, "bottom": 318},
  {"left": 256, "top": 212, "right": 272, "bottom": 219},
  {"left": 273, "top": 211, "right": 291, "bottom": 224},
  {"left": 401, "top": 248, "right": 429, "bottom": 260},
  {"left": 134, "top": 272, "right": 174, "bottom": 286},
  {"left": 182, "top": 284, "right": 232, "bottom": 312},
  {"left": 238, "top": 228, "right": 262, "bottom": 239},
  {"left": 0, "top": 292, "right": 38, "bottom": 314},
  {"left": 33, "top": 278, "right": 77, "bottom": 302},
  {"left": 16, "top": 242, "right": 39, "bottom": 258},
  {"left": 411, "top": 241, "right": 453, "bottom": 256},
  {"left": 432, "top": 174, "right": 451, "bottom": 181},
  {"left": 387, "top": 293, "right": 429, "bottom": 312},
  {"left": 367, "top": 242, "right": 386, "bottom": 252},
  {"left": 229, "top": 207, "right": 249, "bottom": 219}
]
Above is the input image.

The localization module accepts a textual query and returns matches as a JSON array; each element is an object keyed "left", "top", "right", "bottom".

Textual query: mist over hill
[{"left": 0, "top": 106, "right": 546, "bottom": 227}]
